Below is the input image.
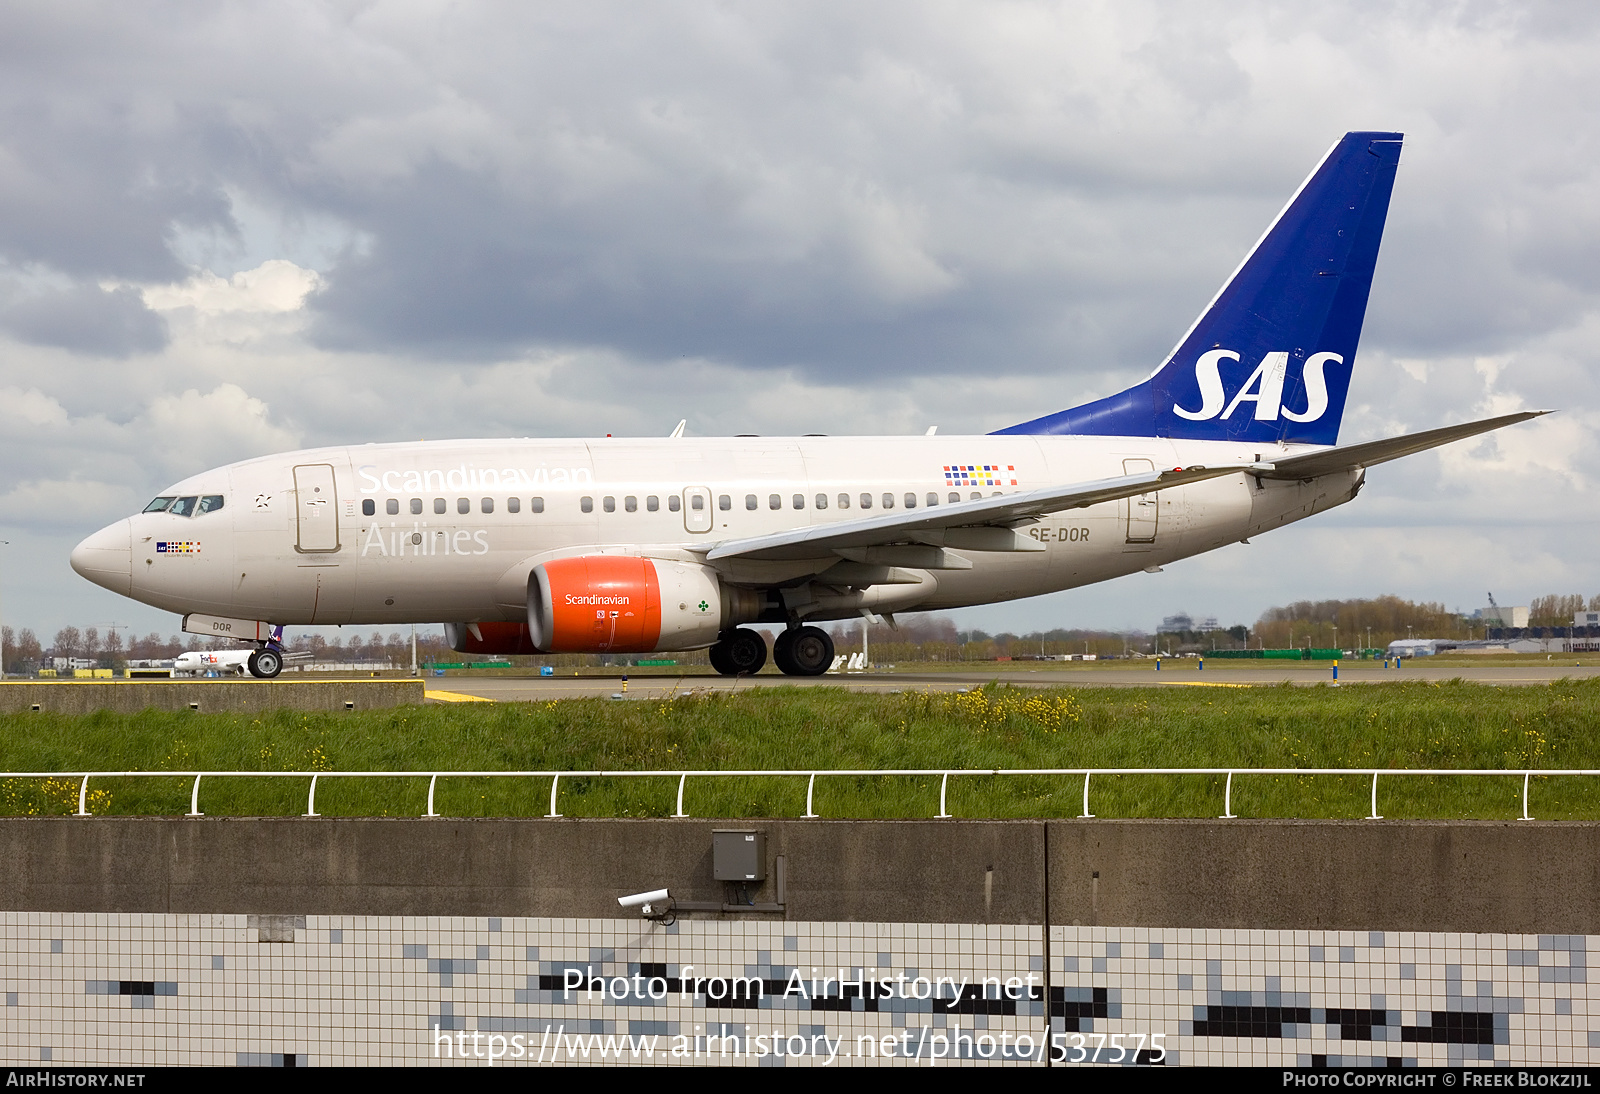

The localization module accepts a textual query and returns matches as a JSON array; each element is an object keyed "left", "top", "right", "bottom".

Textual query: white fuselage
[
  {"left": 172, "top": 649, "right": 253, "bottom": 676},
  {"left": 79, "top": 433, "right": 1359, "bottom": 636}
]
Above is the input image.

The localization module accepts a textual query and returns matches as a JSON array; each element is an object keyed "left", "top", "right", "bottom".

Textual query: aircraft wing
[
  {"left": 1257, "top": 411, "right": 1549, "bottom": 480},
  {"left": 704, "top": 464, "right": 1247, "bottom": 562}
]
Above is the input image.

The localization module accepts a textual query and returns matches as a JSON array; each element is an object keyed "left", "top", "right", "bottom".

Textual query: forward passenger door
[{"left": 293, "top": 464, "right": 341, "bottom": 553}]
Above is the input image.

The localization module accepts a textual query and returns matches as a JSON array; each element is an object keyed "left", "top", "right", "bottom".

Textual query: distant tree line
[
  {"left": 7, "top": 590, "right": 1597, "bottom": 673},
  {"left": 1251, "top": 596, "right": 1462, "bottom": 651},
  {"left": 821, "top": 617, "right": 1142, "bottom": 662},
  {"left": 1251, "top": 592, "right": 1600, "bottom": 651},
  {"left": 1529, "top": 594, "right": 1600, "bottom": 628},
  {"left": 0, "top": 625, "right": 453, "bottom": 674},
  {"left": 1152, "top": 624, "right": 1250, "bottom": 655}
]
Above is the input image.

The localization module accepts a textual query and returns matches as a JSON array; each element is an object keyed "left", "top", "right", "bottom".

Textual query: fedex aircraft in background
[
  {"left": 172, "top": 648, "right": 257, "bottom": 677},
  {"left": 170, "top": 626, "right": 288, "bottom": 677},
  {"left": 71, "top": 132, "right": 1542, "bottom": 678}
]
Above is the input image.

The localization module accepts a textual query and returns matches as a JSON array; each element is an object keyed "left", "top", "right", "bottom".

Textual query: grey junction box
[{"left": 712, "top": 830, "right": 766, "bottom": 882}]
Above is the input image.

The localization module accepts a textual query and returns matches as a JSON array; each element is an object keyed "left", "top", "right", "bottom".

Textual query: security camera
[
  {"left": 618, "top": 888, "right": 669, "bottom": 910},
  {"left": 618, "top": 889, "right": 673, "bottom": 923}
]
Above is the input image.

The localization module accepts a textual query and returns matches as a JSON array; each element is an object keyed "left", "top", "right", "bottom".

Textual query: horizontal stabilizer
[
  {"left": 705, "top": 464, "right": 1244, "bottom": 563},
  {"left": 1259, "top": 411, "right": 1549, "bottom": 479}
]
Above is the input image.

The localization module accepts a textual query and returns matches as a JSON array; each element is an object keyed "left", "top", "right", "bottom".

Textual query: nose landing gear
[{"left": 247, "top": 647, "right": 283, "bottom": 679}]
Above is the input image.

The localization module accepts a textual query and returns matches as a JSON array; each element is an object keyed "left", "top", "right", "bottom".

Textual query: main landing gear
[
  {"left": 773, "top": 625, "right": 833, "bottom": 677},
  {"left": 709, "top": 628, "right": 768, "bottom": 676},
  {"left": 708, "top": 625, "right": 835, "bottom": 677}
]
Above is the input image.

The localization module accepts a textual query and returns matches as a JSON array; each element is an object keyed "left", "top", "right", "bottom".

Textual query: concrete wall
[
  {"left": 0, "top": 679, "right": 425, "bottom": 713},
  {"left": 0, "top": 819, "right": 1043, "bottom": 924},
  {"left": 1045, "top": 819, "right": 1600, "bottom": 933},
  {"left": 5, "top": 816, "right": 1599, "bottom": 932}
]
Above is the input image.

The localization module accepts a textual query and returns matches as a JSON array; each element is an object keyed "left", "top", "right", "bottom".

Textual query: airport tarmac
[{"left": 426, "top": 659, "right": 1600, "bottom": 701}]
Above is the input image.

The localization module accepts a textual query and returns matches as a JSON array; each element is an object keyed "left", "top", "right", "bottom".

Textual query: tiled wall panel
[
  {"left": 1050, "top": 927, "right": 1596, "bottom": 1068},
  {"left": 4, "top": 914, "right": 1595, "bottom": 1066},
  {"left": 1, "top": 914, "right": 1043, "bottom": 1066}
]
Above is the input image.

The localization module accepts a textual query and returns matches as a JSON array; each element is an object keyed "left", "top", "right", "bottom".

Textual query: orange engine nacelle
[
  {"left": 445, "top": 621, "right": 541, "bottom": 656},
  {"left": 528, "top": 556, "right": 734, "bottom": 653}
]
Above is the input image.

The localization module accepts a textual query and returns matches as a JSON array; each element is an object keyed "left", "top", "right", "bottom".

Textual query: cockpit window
[
  {"left": 143, "top": 497, "right": 176, "bottom": 513},
  {"left": 197, "top": 495, "right": 225, "bottom": 515},
  {"left": 168, "top": 496, "right": 199, "bottom": 517}
]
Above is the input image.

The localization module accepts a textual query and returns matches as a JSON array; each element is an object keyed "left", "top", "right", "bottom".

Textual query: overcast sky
[{"left": 2, "top": 0, "right": 1597, "bottom": 644}]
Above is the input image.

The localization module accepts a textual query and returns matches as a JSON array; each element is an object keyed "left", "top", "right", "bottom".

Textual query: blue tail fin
[{"left": 996, "top": 132, "right": 1402, "bottom": 445}]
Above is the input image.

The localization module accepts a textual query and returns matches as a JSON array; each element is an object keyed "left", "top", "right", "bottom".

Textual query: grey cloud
[
  {"left": 6, "top": 1, "right": 1599, "bottom": 384},
  {"left": 0, "top": 86, "right": 235, "bottom": 282},
  {"left": 0, "top": 4, "right": 1374, "bottom": 377},
  {"left": 1, "top": 283, "right": 168, "bottom": 356},
  {"left": 305, "top": 162, "right": 1068, "bottom": 375}
]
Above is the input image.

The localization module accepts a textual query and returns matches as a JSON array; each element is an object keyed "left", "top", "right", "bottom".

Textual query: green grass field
[{"left": 3, "top": 680, "right": 1599, "bottom": 820}]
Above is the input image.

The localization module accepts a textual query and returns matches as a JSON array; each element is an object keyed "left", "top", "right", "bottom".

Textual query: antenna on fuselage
[{"left": 670, "top": 420, "right": 686, "bottom": 438}]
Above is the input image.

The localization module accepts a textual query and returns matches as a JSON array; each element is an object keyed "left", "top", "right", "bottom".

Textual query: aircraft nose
[{"left": 70, "top": 519, "right": 132, "bottom": 596}]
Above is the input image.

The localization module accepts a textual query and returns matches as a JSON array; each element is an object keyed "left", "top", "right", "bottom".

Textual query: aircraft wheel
[
  {"left": 248, "top": 648, "right": 284, "bottom": 679},
  {"left": 773, "top": 626, "right": 833, "bottom": 677},
  {"left": 708, "top": 642, "right": 737, "bottom": 676},
  {"left": 725, "top": 629, "right": 768, "bottom": 675}
]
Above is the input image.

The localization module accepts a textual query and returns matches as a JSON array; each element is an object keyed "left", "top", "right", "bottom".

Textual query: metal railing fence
[{"left": 0, "top": 767, "right": 1583, "bottom": 821}]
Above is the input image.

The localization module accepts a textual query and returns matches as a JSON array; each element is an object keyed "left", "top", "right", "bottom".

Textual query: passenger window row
[
  {"left": 580, "top": 495, "right": 671, "bottom": 514},
  {"left": 738, "top": 491, "right": 962, "bottom": 511},
  {"left": 361, "top": 497, "right": 549, "bottom": 517},
  {"left": 359, "top": 488, "right": 997, "bottom": 519},
  {"left": 580, "top": 491, "right": 986, "bottom": 513}
]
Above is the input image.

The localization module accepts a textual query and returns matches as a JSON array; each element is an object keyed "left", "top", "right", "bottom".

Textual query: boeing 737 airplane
[{"left": 70, "top": 132, "right": 1542, "bottom": 678}]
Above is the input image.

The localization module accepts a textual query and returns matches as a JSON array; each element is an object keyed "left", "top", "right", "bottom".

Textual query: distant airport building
[
  {"left": 50, "top": 657, "right": 99, "bottom": 671},
  {"left": 1482, "top": 616, "right": 1598, "bottom": 653},
  {"left": 1386, "top": 639, "right": 1443, "bottom": 658},
  {"left": 1160, "top": 613, "right": 1217, "bottom": 632},
  {"left": 1388, "top": 637, "right": 1571, "bottom": 657},
  {"left": 1473, "top": 604, "right": 1530, "bottom": 629},
  {"left": 289, "top": 661, "right": 396, "bottom": 673}
]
